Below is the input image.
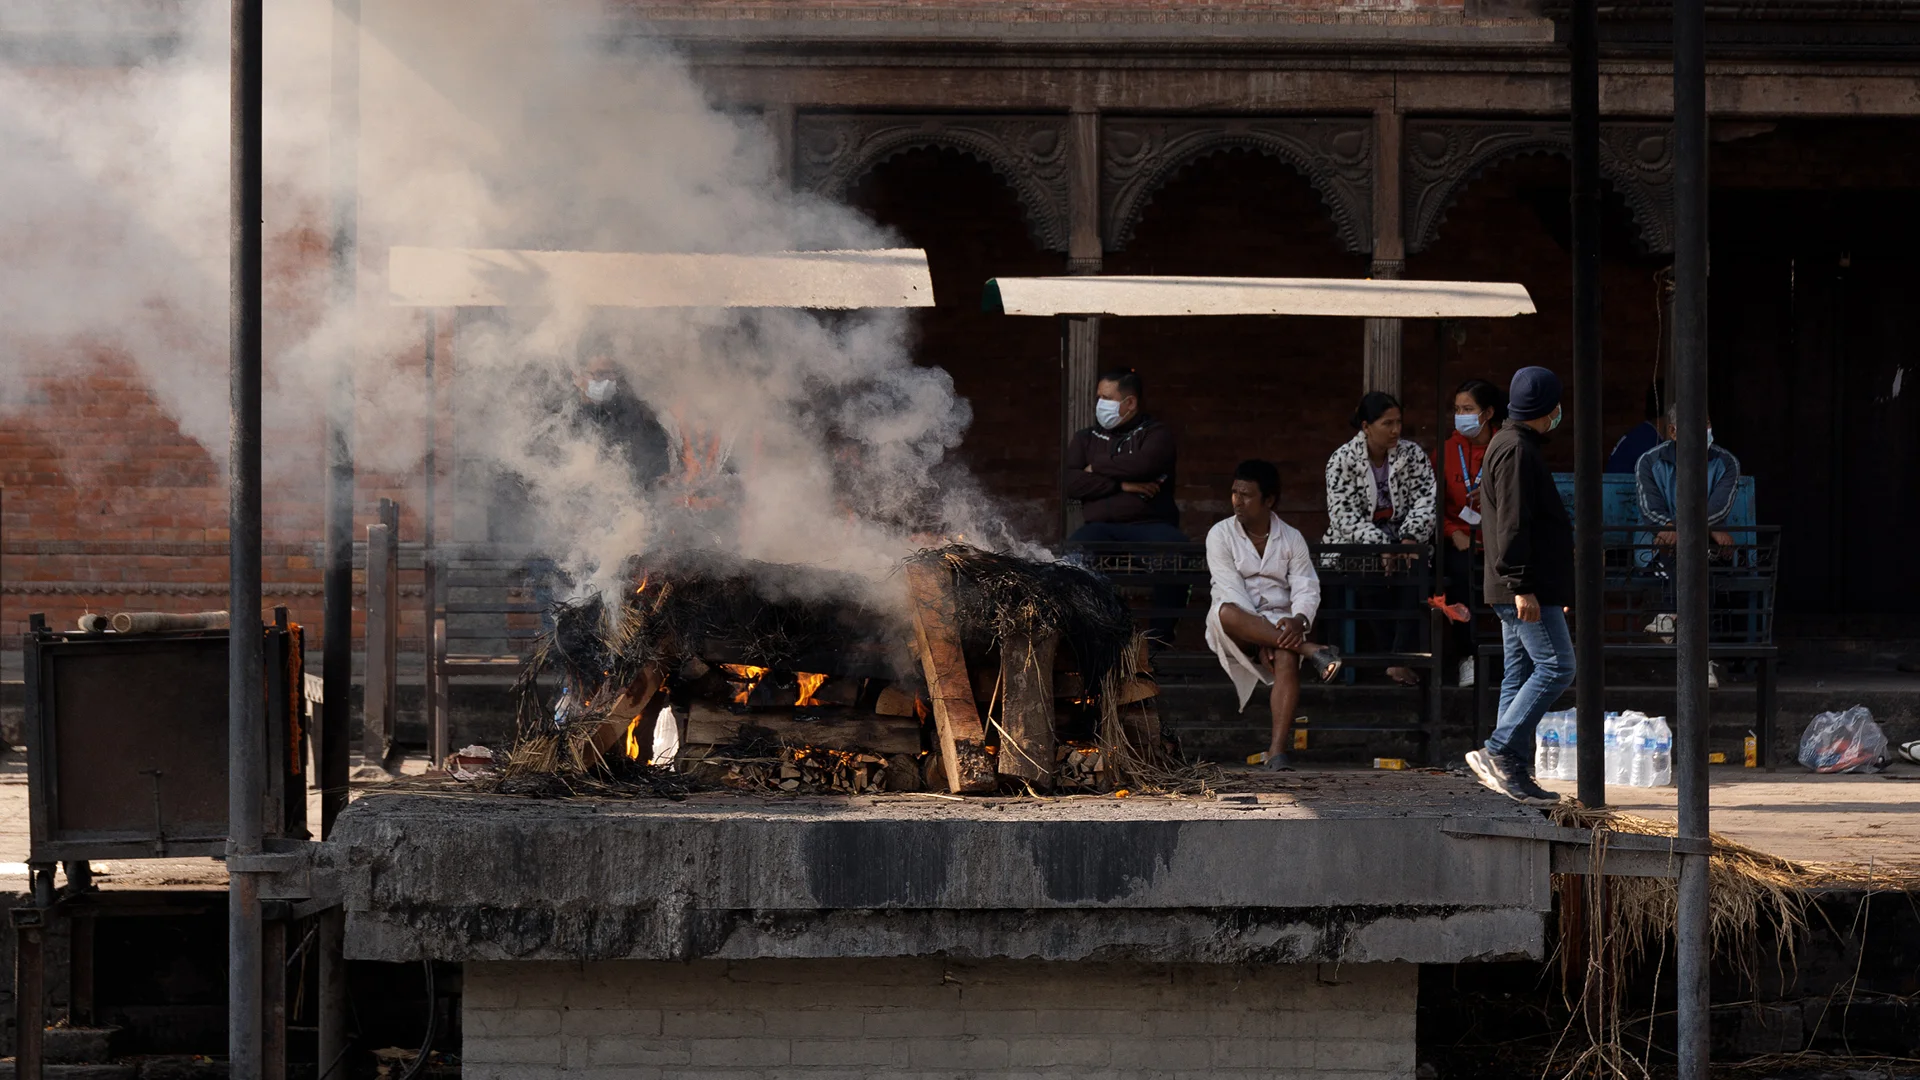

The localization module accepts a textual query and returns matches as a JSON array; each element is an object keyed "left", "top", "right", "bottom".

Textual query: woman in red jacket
[{"left": 1433, "top": 378, "right": 1505, "bottom": 687}]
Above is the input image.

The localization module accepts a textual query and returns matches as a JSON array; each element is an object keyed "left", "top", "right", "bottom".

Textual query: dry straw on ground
[{"left": 1541, "top": 803, "right": 1919, "bottom": 1080}]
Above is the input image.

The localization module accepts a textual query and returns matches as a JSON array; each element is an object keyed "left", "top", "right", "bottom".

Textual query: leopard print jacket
[{"left": 1321, "top": 431, "right": 1438, "bottom": 546}]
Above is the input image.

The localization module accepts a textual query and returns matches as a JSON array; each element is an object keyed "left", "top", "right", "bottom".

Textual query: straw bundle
[{"left": 1541, "top": 804, "right": 1919, "bottom": 1079}]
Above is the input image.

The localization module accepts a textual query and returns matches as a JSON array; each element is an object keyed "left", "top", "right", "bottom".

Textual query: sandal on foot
[{"left": 1309, "top": 646, "right": 1343, "bottom": 683}]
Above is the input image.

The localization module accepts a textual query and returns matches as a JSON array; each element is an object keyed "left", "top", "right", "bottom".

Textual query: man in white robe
[{"left": 1204, "top": 460, "right": 1343, "bottom": 769}]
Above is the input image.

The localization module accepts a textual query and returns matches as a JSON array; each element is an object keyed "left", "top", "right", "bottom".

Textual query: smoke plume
[{"left": 0, "top": 0, "right": 1022, "bottom": 608}]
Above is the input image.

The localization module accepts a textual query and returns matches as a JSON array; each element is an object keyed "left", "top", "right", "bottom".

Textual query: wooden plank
[
  {"left": 685, "top": 702, "right": 922, "bottom": 756},
  {"left": 592, "top": 667, "right": 663, "bottom": 759},
  {"left": 1114, "top": 676, "right": 1159, "bottom": 707},
  {"left": 874, "top": 684, "right": 923, "bottom": 716},
  {"left": 904, "top": 560, "right": 997, "bottom": 793},
  {"left": 996, "top": 632, "right": 1057, "bottom": 786},
  {"left": 984, "top": 275, "right": 1536, "bottom": 319},
  {"left": 389, "top": 246, "right": 935, "bottom": 309}
]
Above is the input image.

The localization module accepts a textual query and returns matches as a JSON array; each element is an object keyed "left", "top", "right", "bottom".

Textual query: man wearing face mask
[
  {"left": 1064, "top": 369, "right": 1185, "bottom": 643},
  {"left": 1064, "top": 369, "right": 1180, "bottom": 535},
  {"left": 1635, "top": 401, "right": 1740, "bottom": 553},
  {"left": 573, "top": 334, "right": 673, "bottom": 493},
  {"left": 1467, "top": 365, "right": 1574, "bottom": 806}
]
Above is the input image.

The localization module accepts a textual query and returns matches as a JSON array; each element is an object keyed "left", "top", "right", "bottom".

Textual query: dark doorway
[{"left": 1711, "top": 190, "right": 1920, "bottom": 620}]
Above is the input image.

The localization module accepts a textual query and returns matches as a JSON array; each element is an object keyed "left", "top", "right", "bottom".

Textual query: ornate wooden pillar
[
  {"left": 1365, "top": 107, "right": 1405, "bottom": 397},
  {"left": 1062, "top": 108, "right": 1102, "bottom": 538},
  {"left": 767, "top": 103, "right": 796, "bottom": 189}
]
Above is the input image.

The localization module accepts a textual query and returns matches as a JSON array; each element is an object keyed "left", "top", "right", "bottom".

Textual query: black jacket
[
  {"left": 1063, "top": 414, "right": 1178, "bottom": 526},
  {"left": 580, "top": 391, "right": 672, "bottom": 491},
  {"left": 1480, "top": 424, "right": 1574, "bottom": 607}
]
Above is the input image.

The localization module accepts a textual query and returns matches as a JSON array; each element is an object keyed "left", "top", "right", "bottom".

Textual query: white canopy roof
[
  {"left": 983, "top": 275, "right": 1535, "bottom": 319},
  {"left": 389, "top": 246, "right": 935, "bottom": 309}
]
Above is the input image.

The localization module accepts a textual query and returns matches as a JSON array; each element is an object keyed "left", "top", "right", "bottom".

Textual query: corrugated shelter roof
[
  {"left": 389, "top": 246, "right": 935, "bottom": 309},
  {"left": 982, "top": 275, "right": 1536, "bottom": 318}
]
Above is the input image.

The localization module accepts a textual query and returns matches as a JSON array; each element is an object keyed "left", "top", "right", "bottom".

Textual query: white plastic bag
[{"left": 1797, "top": 705, "right": 1888, "bottom": 774}]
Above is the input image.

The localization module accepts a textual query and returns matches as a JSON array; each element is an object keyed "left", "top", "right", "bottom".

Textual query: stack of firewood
[{"left": 691, "top": 745, "right": 923, "bottom": 794}]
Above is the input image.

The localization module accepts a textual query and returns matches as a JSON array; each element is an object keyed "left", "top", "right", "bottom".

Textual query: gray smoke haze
[{"left": 0, "top": 0, "right": 1026, "bottom": 607}]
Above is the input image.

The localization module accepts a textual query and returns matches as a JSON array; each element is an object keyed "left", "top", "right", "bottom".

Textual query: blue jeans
[
  {"left": 1489, "top": 603, "right": 1575, "bottom": 765},
  {"left": 1068, "top": 521, "right": 1190, "bottom": 646}
]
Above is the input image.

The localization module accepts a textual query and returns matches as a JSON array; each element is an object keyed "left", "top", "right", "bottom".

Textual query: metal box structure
[{"left": 23, "top": 617, "right": 305, "bottom": 865}]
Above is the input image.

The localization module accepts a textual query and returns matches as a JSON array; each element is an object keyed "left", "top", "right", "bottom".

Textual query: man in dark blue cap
[{"left": 1467, "top": 365, "right": 1574, "bottom": 805}]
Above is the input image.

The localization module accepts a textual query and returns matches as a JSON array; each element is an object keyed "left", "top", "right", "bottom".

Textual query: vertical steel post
[
  {"left": 317, "top": 907, "right": 349, "bottom": 1080},
  {"left": 263, "top": 919, "right": 287, "bottom": 1080},
  {"left": 320, "top": 0, "right": 360, "bottom": 841},
  {"left": 1672, "top": 0, "right": 1713, "bottom": 1075},
  {"left": 1571, "top": 0, "right": 1607, "bottom": 810},
  {"left": 229, "top": 0, "right": 266, "bottom": 1075},
  {"left": 424, "top": 312, "right": 444, "bottom": 767}
]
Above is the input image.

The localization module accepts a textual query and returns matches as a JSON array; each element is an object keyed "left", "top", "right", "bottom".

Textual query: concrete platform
[
  {"left": 1541, "top": 761, "right": 1920, "bottom": 872},
  {"left": 327, "top": 772, "right": 1553, "bottom": 967}
]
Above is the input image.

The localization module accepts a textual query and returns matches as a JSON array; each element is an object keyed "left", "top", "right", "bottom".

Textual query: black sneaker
[{"left": 1465, "top": 748, "right": 1561, "bottom": 806}]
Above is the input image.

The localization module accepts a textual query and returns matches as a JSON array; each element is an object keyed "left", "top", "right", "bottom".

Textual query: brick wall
[{"left": 462, "top": 957, "right": 1418, "bottom": 1080}]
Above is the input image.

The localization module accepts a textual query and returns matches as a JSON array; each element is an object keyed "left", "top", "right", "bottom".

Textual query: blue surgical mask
[
  {"left": 1706, "top": 427, "right": 1715, "bottom": 447},
  {"left": 585, "top": 378, "right": 617, "bottom": 403},
  {"left": 1454, "top": 413, "right": 1483, "bottom": 438},
  {"left": 1095, "top": 398, "right": 1123, "bottom": 430},
  {"left": 1548, "top": 406, "right": 1564, "bottom": 431}
]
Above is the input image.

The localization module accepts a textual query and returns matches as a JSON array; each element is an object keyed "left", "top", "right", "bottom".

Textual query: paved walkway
[
  {"left": 3, "top": 753, "right": 1915, "bottom": 890},
  {"left": 1540, "top": 763, "right": 1920, "bottom": 872}
]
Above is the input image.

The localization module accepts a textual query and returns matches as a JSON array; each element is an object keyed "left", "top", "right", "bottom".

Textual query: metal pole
[
  {"left": 424, "top": 312, "right": 445, "bottom": 768},
  {"left": 320, "top": 0, "right": 360, "bottom": 840},
  {"left": 1672, "top": 0, "right": 1712, "bottom": 1076},
  {"left": 317, "top": 908, "right": 349, "bottom": 1080},
  {"left": 1570, "top": 0, "right": 1607, "bottom": 810},
  {"left": 229, "top": 0, "right": 266, "bottom": 1074}
]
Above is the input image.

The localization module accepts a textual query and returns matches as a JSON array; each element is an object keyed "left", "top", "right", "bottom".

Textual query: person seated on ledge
[
  {"left": 1064, "top": 369, "right": 1185, "bottom": 645},
  {"left": 1635, "top": 402, "right": 1742, "bottom": 690},
  {"left": 1205, "top": 460, "right": 1343, "bottom": 771},
  {"left": 1635, "top": 401, "right": 1741, "bottom": 554},
  {"left": 1323, "top": 391, "right": 1438, "bottom": 687}
]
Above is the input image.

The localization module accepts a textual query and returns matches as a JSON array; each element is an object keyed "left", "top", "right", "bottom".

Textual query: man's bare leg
[
  {"left": 1264, "top": 646, "right": 1301, "bottom": 766},
  {"left": 1219, "top": 605, "right": 1328, "bottom": 768}
]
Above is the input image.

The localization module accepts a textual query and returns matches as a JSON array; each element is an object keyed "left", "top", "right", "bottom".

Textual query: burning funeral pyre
[{"left": 485, "top": 545, "right": 1173, "bottom": 797}]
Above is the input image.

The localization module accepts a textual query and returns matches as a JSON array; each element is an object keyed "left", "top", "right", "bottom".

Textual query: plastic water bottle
[
  {"left": 1627, "top": 715, "right": 1654, "bottom": 788},
  {"left": 1535, "top": 716, "right": 1561, "bottom": 780},
  {"left": 1558, "top": 712, "right": 1579, "bottom": 781},
  {"left": 1605, "top": 712, "right": 1636, "bottom": 786},
  {"left": 1647, "top": 716, "right": 1673, "bottom": 786}
]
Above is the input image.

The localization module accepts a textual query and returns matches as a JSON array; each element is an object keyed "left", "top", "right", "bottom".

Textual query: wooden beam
[
  {"left": 997, "top": 631, "right": 1058, "bottom": 787},
  {"left": 904, "top": 560, "right": 997, "bottom": 793},
  {"left": 591, "top": 666, "right": 663, "bottom": 759},
  {"left": 685, "top": 702, "right": 922, "bottom": 757}
]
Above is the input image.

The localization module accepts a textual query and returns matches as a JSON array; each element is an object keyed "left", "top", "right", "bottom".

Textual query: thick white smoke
[{"left": 0, "top": 0, "right": 1022, "bottom": 607}]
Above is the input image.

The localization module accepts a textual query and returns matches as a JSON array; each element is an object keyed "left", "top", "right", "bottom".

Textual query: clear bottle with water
[
  {"left": 1646, "top": 715, "right": 1673, "bottom": 786},
  {"left": 1535, "top": 714, "right": 1562, "bottom": 780},
  {"left": 1627, "top": 715, "right": 1654, "bottom": 788},
  {"left": 1605, "top": 711, "right": 1638, "bottom": 786},
  {"left": 1558, "top": 712, "right": 1579, "bottom": 781}
]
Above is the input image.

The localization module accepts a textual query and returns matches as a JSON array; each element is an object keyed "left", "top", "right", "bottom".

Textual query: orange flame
[
  {"left": 634, "top": 572, "right": 652, "bottom": 596},
  {"left": 623, "top": 714, "right": 644, "bottom": 760},
  {"left": 796, "top": 672, "right": 828, "bottom": 707},
  {"left": 722, "top": 664, "right": 769, "bottom": 705}
]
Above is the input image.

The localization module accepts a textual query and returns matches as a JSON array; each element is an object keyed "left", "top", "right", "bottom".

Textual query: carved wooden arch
[
  {"left": 1403, "top": 119, "right": 1676, "bottom": 255},
  {"left": 1101, "top": 117, "right": 1375, "bottom": 256},
  {"left": 793, "top": 113, "right": 1073, "bottom": 253}
]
